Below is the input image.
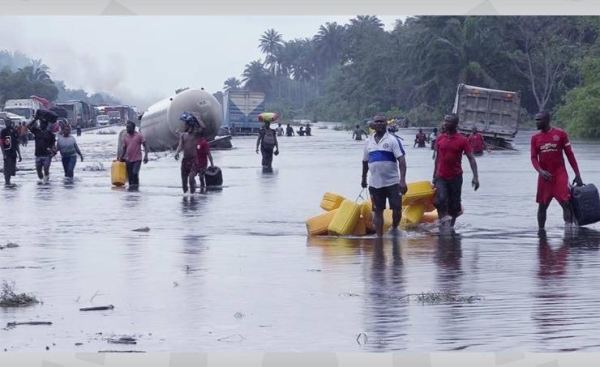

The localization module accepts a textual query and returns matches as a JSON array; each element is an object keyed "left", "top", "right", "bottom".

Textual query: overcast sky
[{"left": 0, "top": 16, "right": 403, "bottom": 110}]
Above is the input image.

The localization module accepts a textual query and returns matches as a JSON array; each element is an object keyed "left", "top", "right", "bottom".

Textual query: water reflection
[
  {"left": 181, "top": 196, "right": 200, "bottom": 214},
  {"left": 363, "top": 236, "right": 407, "bottom": 351},
  {"left": 533, "top": 229, "right": 572, "bottom": 350},
  {"left": 434, "top": 230, "right": 467, "bottom": 350}
]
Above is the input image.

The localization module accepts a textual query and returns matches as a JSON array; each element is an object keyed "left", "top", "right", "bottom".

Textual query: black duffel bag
[
  {"left": 204, "top": 166, "right": 223, "bottom": 187},
  {"left": 571, "top": 183, "right": 600, "bottom": 226}
]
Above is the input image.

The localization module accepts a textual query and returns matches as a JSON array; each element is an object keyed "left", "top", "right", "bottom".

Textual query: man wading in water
[
  {"left": 28, "top": 110, "right": 58, "bottom": 184},
  {"left": 256, "top": 121, "right": 279, "bottom": 169},
  {"left": 175, "top": 123, "right": 201, "bottom": 194},
  {"left": 119, "top": 121, "right": 149, "bottom": 189},
  {"left": 530, "top": 111, "right": 583, "bottom": 229},
  {"left": 433, "top": 113, "right": 479, "bottom": 227},
  {"left": 362, "top": 115, "right": 408, "bottom": 238},
  {"left": 1, "top": 118, "right": 22, "bottom": 187}
]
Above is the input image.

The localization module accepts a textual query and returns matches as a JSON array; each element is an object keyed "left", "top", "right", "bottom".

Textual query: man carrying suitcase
[
  {"left": 361, "top": 115, "right": 408, "bottom": 238},
  {"left": 530, "top": 111, "right": 583, "bottom": 229}
]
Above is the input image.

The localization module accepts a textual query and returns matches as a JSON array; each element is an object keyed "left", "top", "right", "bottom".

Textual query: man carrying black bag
[{"left": 530, "top": 111, "right": 584, "bottom": 229}]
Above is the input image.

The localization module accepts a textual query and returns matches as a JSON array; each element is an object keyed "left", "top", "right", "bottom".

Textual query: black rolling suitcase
[
  {"left": 571, "top": 183, "right": 600, "bottom": 226},
  {"left": 204, "top": 166, "right": 223, "bottom": 187}
]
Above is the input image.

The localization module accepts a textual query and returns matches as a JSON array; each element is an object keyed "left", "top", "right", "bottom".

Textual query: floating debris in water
[
  {"left": 0, "top": 242, "right": 19, "bottom": 250},
  {"left": 401, "top": 292, "right": 484, "bottom": 305},
  {"left": 217, "top": 334, "right": 245, "bottom": 343},
  {"left": 0, "top": 281, "right": 40, "bottom": 307},
  {"left": 338, "top": 292, "right": 361, "bottom": 298},
  {"left": 107, "top": 337, "right": 137, "bottom": 345},
  {"left": 98, "top": 350, "right": 145, "bottom": 353},
  {"left": 80, "top": 305, "right": 115, "bottom": 312},
  {"left": 6, "top": 321, "right": 52, "bottom": 328},
  {"left": 234, "top": 312, "right": 245, "bottom": 319},
  {"left": 82, "top": 162, "right": 105, "bottom": 171},
  {"left": 133, "top": 227, "right": 150, "bottom": 232},
  {"left": 355, "top": 333, "right": 389, "bottom": 346}
]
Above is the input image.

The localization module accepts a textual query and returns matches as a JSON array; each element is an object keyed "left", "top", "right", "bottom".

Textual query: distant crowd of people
[{"left": 1, "top": 109, "right": 84, "bottom": 187}]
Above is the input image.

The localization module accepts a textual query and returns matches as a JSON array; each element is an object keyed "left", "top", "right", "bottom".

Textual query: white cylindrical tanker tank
[{"left": 139, "top": 89, "right": 222, "bottom": 152}]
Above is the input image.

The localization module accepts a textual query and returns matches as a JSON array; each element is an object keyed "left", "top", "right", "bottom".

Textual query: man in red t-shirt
[
  {"left": 467, "top": 127, "right": 490, "bottom": 155},
  {"left": 433, "top": 113, "right": 480, "bottom": 227},
  {"left": 196, "top": 129, "right": 214, "bottom": 189},
  {"left": 530, "top": 111, "right": 583, "bottom": 229}
]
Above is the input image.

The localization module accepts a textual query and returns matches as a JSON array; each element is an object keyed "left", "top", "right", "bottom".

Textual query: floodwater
[{"left": 1, "top": 125, "right": 600, "bottom": 353}]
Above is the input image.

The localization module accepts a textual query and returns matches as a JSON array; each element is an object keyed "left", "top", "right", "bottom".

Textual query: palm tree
[
  {"left": 242, "top": 60, "right": 272, "bottom": 94},
  {"left": 223, "top": 77, "right": 242, "bottom": 92},
  {"left": 403, "top": 17, "right": 500, "bottom": 106},
  {"left": 19, "top": 59, "right": 52, "bottom": 83},
  {"left": 313, "top": 22, "right": 346, "bottom": 70},
  {"left": 349, "top": 15, "right": 384, "bottom": 30},
  {"left": 259, "top": 29, "right": 284, "bottom": 74}
]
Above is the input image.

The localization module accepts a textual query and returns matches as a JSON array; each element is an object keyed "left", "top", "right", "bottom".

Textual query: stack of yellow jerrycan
[
  {"left": 111, "top": 160, "right": 127, "bottom": 187},
  {"left": 305, "top": 181, "right": 440, "bottom": 236}
]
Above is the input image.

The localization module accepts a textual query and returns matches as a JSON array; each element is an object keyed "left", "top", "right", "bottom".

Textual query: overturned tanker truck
[{"left": 117, "top": 88, "right": 232, "bottom": 157}]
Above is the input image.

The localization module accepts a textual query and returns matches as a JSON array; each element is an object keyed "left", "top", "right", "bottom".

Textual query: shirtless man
[{"left": 175, "top": 125, "right": 200, "bottom": 194}]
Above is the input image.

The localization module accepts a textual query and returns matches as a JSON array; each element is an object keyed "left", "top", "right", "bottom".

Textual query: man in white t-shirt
[{"left": 361, "top": 115, "right": 408, "bottom": 238}]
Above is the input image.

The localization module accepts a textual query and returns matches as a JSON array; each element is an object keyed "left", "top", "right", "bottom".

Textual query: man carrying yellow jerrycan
[
  {"left": 306, "top": 116, "right": 410, "bottom": 238},
  {"left": 360, "top": 116, "right": 407, "bottom": 237}
]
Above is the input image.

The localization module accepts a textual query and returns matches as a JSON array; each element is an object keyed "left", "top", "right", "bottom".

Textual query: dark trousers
[
  {"left": 61, "top": 155, "right": 77, "bottom": 178},
  {"left": 434, "top": 174, "right": 463, "bottom": 217},
  {"left": 261, "top": 145, "right": 274, "bottom": 168},
  {"left": 126, "top": 161, "right": 142, "bottom": 186},
  {"left": 3, "top": 156, "right": 16, "bottom": 183}
]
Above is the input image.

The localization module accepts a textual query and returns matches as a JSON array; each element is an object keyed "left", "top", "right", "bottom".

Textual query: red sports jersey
[
  {"left": 435, "top": 133, "right": 472, "bottom": 180},
  {"left": 530, "top": 127, "right": 571, "bottom": 175}
]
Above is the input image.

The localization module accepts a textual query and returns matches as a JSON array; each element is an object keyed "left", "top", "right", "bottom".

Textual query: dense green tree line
[
  {"left": 227, "top": 16, "right": 600, "bottom": 137},
  {"left": 0, "top": 50, "right": 121, "bottom": 108}
]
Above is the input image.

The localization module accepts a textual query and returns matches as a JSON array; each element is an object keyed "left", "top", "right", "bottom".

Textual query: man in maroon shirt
[
  {"left": 530, "top": 111, "right": 583, "bottom": 229},
  {"left": 433, "top": 114, "right": 480, "bottom": 227}
]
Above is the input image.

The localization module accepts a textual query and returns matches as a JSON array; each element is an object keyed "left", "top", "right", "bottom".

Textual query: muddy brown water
[{"left": 1, "top": 126, "right": 600, "bottom": 352}]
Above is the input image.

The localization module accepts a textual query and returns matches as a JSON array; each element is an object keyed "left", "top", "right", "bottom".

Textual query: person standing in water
[
  {"left": 256, "top": 121, "right": 279, "bottom": 169},
  {"left": 276, "top": 123, "right": 284, "bottom": 137},
  {"left": 468, "top": 126, "right": 490, "bottom": 155},
  {"left": 285, "top": 123, "right": 295, "bottom": 137},
  {"left": 1, "top": 118, "right": 22, "bottom": 187},
  {"left": 352, "top": 124, "right": 368, "bottom": 141},
  {"left": 27, "top": 110, "right": 57, "bottom": 184},
  {"left": 305, "top": 123, "right": 312, "bottom": 136},
  {"left": 414, "top": 128, "right": 427, "bottom": 148},
  {"left": 362, "top": 115, "right": 408, "bottom": 238},
  {"left": 174, "top": 123, "right": 200, "bottom": 194},
  {"left": 56, "top": 124, "right": 84, "bottom": 181},
  {"left": 530, "top": 111, "right": 583, "bottom": 229},
  {"left": 119, "top": 121, "right": 149, "bottom": 188},
  {"left": 196, "top": 128, "right": 214, "bottom": 189},
  {"left": 433, "top": 113, "right": 479, "bottom": 227}
]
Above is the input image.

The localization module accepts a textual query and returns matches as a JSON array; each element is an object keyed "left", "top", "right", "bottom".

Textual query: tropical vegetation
[{"left": 226, "top": 16, "right": 600, "bottom": 137}]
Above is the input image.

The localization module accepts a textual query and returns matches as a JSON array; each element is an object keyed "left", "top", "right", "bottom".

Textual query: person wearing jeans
[
  {"left": 56, "top": 125, "right": 83, "bottom": 180},
  {"left": 119, "top": 121, "right": 149, "bottom": 188}
]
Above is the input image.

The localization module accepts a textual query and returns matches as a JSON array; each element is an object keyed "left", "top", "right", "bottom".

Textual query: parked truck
[
  {"left": 54, "top": 100, "right": 94, "bottom": 128},
  {"left": 452, "top": 83, "right": 521, "bottom": 150},
  {"left": 2, "top": 98, "right": 44, "bottom": 122},
  {"left": 222, "top": 90, "right": 266, "bottom": 134}
]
